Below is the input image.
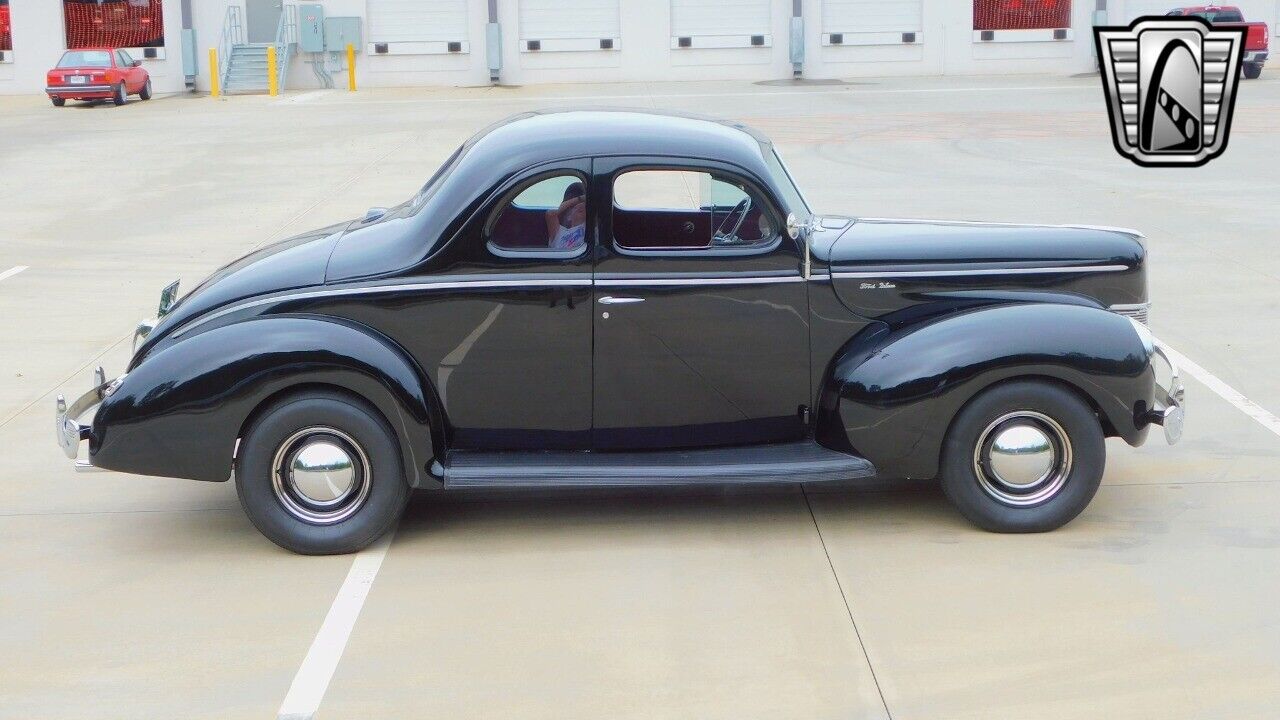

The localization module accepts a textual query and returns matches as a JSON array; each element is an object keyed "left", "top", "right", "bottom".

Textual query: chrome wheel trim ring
[
  {"left": 973, "top": 411, "right": 1073, "bottom": 507},
  {"left": 271, "top": 426, "right": 371, "bottom": 525}
]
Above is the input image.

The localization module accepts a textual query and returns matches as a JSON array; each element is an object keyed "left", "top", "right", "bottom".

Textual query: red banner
[
  {"left": 64, "top": 0, "right": 164, "bottom": 49},
  {"left": 974, "top": 0, "right": 1072, "bottom": 31}
]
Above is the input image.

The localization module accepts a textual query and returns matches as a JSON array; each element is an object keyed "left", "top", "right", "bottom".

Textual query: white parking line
[
  {"left": 1159, "top": 339, "right": 1280, "bottom": 439},
  {"left": 0, "top": 265, "right": 29, "bottom": 283},
  {"left": 277, "top": 530, "right": 396, "bottom": 720}
]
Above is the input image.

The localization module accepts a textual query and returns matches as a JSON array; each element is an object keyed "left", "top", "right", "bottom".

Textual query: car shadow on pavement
[{"left": 395, "top": 481, "right": 955, "bottom": 543}]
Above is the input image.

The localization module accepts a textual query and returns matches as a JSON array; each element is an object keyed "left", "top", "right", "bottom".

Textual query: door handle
[{"left": 598, "top": 296, "right": 645, "bottom": 305}]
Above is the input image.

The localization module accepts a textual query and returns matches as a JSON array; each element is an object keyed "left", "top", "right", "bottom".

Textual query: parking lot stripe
[
  {"left": 277, "top": 530, "right": 396, "bottom": 720},
  {"left": 1159, "top": 339, "right": 1280, "bottom": 439},
  {"left": 0, "top": 265, "right": 28, "bottom": 283}
]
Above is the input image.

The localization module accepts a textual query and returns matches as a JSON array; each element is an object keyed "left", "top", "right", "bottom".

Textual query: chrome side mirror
[
  {"left": 786, "top": 213, "right": 802, "bottom": 240},
  {"left": 363, "top": 207, "right": 388, "bottom": 223}
]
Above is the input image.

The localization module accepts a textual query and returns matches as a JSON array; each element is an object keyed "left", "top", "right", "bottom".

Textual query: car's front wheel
[
  {"left": 1243, "top": 63, "right": 1263, "bottom": 80},
  {"left": 112, "top": 83, "right": 128, "bottom": 106},
  {"left": 140, "top": 78, "right": 153, "bottom": 100},
  {"left": 236, "top": 390, "right": 410, "bottom": 554},
  {"left": 940, "top": 380, "right": 1104, "bottom": 533}
]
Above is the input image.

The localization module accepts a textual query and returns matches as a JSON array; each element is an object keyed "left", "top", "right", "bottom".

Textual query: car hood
[
  {"left": 130, "top": 220, "right": 351, "bottom": 367},
  {"left": 817, "top": 217, "right": 1148, "bottom": 322}
]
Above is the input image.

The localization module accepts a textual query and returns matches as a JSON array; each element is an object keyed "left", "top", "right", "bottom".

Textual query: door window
[
  {"left": 117, "top": 50, "right": 135, "bottom": 67},
  {"left": 487, "top": 173, "right": 588, "bottom": 256},
  {"left": 612, "top": 169, "right": 775, "bottom": 251}
]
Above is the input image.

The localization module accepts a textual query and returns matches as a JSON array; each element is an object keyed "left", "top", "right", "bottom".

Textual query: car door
[
  {"left": 590, "top": 156, "right": 811, "bottom": 450},
  {"left": 409, "top": 160, "right": 594, "bottom": 451},
  {"left": 116, "top": 50, "right": 140, "bottom": 91}
]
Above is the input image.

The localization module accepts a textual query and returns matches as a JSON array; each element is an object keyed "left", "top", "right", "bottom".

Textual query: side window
[
  {"left": 118, "top": 50, "right": 135, "bottom": 67},
  {"left": 487, "top": 173, "right": 588, "bottom": 255},
  {"left": 612, "top": 169, "right": 775, "bottom": 251}
]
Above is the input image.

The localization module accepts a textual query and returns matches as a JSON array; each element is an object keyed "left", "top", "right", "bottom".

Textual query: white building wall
[{"left": 5, "top": 0, "right": 1271, "bottom": 96}]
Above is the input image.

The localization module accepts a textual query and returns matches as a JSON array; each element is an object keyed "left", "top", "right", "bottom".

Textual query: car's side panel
[
  {"left": 816, "top": 302, "right": 1155, "bottom": 480},
  {"left": 311, "top": 279, "right": 595, "bottom": 451},
  {"left": 91, "top": 316, "right": 439, "bottom": 487}
]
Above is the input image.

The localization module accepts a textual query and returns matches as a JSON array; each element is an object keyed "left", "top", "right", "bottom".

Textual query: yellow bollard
[
  {"left": 346, "top": 43, "right": 356, "bottom": 92},
  {"left": 267, "top": 45, "right": 278, "bottom": 97},
  {"left": 209, "top": 48, "right": 220, "bottom": 98}
]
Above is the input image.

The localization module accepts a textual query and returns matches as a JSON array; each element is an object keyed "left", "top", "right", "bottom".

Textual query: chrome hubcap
[
  {"left": 271, "top": 427, "right": 370, "bottom": 524},
  {"left": 973, "top": 411, "right": 1072, "bottom": 506}
]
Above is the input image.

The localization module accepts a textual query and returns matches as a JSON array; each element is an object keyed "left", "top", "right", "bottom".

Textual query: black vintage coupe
[{"left": 57, "top": 111, "right": 1184, "bottom": 554}]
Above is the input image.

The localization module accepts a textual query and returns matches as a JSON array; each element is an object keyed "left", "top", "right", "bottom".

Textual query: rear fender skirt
[
  {"left": 815, "top": 303, "right": 1155, "bottom": 480},
  {"left": 90, "top": 315, "right": 442, "bottom": 486}
]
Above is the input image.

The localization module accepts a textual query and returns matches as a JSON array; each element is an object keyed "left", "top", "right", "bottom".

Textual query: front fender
[
  {"left": 815, "top": 303, "right": 1155, "bottom": 480},
  {"left": 90, "top": 315, "right": 441, "bottom": 486}
]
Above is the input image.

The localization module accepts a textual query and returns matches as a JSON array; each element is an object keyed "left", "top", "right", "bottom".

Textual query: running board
[{"left": 443, "top": 441, "right": 875, "bottom": 488}]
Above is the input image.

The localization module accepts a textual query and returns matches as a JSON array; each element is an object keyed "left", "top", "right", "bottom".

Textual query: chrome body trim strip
[
  {"left": 832, "top": 265, "right": 1130, "bottom": 279},
  {"left": 171, "top": 277, "right": 594, "bottom": 338},
  {"left": 596, "top": 276, "right": 805, "bottom": 287},
  {"left": 855, "top": 217, "right": 1147, "bottom": 239}
]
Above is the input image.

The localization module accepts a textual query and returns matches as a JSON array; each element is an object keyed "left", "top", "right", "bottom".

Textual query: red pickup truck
[{"left": 1166, "top": 6, "right": 1269, "bottom": 78}]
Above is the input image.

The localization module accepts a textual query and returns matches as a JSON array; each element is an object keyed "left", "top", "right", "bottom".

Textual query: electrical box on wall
[
  {"left": 324, "top": 17, "right": 363, "bottom": 53},
  {"left": 299, "top": 4, "right": 325, "bottom": 53}
]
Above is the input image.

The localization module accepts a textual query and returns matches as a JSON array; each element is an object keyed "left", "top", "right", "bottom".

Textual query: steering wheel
[{"left": 713, "top": 196, "right": 752, "bottom": 245}]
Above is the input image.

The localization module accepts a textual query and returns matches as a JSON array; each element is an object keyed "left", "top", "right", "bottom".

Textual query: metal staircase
[{"left": 217, "top": 5, "right": 297, "bottom": 95}]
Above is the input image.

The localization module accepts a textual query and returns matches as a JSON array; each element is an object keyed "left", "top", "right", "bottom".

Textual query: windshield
[
  {"left": 763, "top": 145, "right": 812, "bottom": 218},
  {"left": 1189, "top": 10, "right": 1243, "bottom": 22},
  {"left": 58, "top": 50, "right": 112, "bottom": 68}
]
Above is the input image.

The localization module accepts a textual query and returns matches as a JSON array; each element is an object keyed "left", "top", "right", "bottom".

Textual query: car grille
[{"left": 1110, "top": 302, "right": 1150, "bottom": 325}]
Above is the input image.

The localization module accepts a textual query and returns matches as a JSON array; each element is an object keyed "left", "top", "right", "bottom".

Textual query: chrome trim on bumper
[
  {"left": 55, "top": 367, "right": 111, "bottom": 469},
  {"left": 1146, "top": 344, "right": 1185, "bottom": 445},
  {"left": 46, "top": 85, "right": 113, "bottom": 94}
]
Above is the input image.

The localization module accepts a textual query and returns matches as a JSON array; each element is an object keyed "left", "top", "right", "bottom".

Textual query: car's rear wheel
[
  {"left": 112, "top": 83, "right": 127, "bottom": 106},
  {"left": 140, "top": 78, "right": 153, "bottom": 100},
  {"left": 940, "top": 380, "right": 1104, "bottom": 533},
  {"left": 1243, "top": 63, "right": 1263, "bottom": 80},
  {"left": 236, "top": 390, "right": 409, "bottom": 554},
  {"left": 51, "top": 97, "right": 66, "bottom": 107}
]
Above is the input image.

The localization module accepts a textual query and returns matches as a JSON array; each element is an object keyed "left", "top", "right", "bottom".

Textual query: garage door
[
  {"left": 1120, "top": 0, "right": 1178, "bottom": 19},
  {"left": 822, "top": 0, "right": 923, "bottom": 45},
  {"left": 366, "top": 0, "right": 468, "bottom": 54},
  {"left": 670, "top": 0, "right": 772, "bottom": 48},
  {"left": 519, "top": 0, "right": 620, "bottom": 51}
]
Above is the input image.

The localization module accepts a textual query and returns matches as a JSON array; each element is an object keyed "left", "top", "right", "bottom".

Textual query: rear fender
[
  {"left": 90, "top": 315, "right": 443, "bottom": 487},
  {"left": 815, "top": 303, "right": 1155, "bottom": 479}
]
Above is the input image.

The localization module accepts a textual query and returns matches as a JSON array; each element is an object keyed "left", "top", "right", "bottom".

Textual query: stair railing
[
  {"left": 217, "top": 5, "right": 244, "bottom": 91},
  {"left": 273, "top": 4, "right": 299, "bottom": 92}
]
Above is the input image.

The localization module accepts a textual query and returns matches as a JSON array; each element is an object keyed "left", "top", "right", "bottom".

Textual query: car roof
[{"left": 461, "top": 109, "right": 774, "bottom": 172}]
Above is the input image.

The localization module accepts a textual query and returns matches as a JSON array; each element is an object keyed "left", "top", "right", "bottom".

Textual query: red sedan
[{"left": 46, "top": 48, "right": 152, "bottom": 107}]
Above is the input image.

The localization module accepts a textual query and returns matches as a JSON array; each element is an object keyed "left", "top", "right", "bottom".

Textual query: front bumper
[
  {"left": 55, "top": 367, "right": 114, "bottom": 471},
  {"left": 1146, "top": 344, "right": 1185, "bottom": 445},
  {"left": 1244, "top": 51, "right": 1268, "bottom": 64}
]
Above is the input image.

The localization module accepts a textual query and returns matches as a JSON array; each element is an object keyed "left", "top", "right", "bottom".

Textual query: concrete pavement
[{"left": 2, "top": 74, "right": 1279, "bottom": 718}]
